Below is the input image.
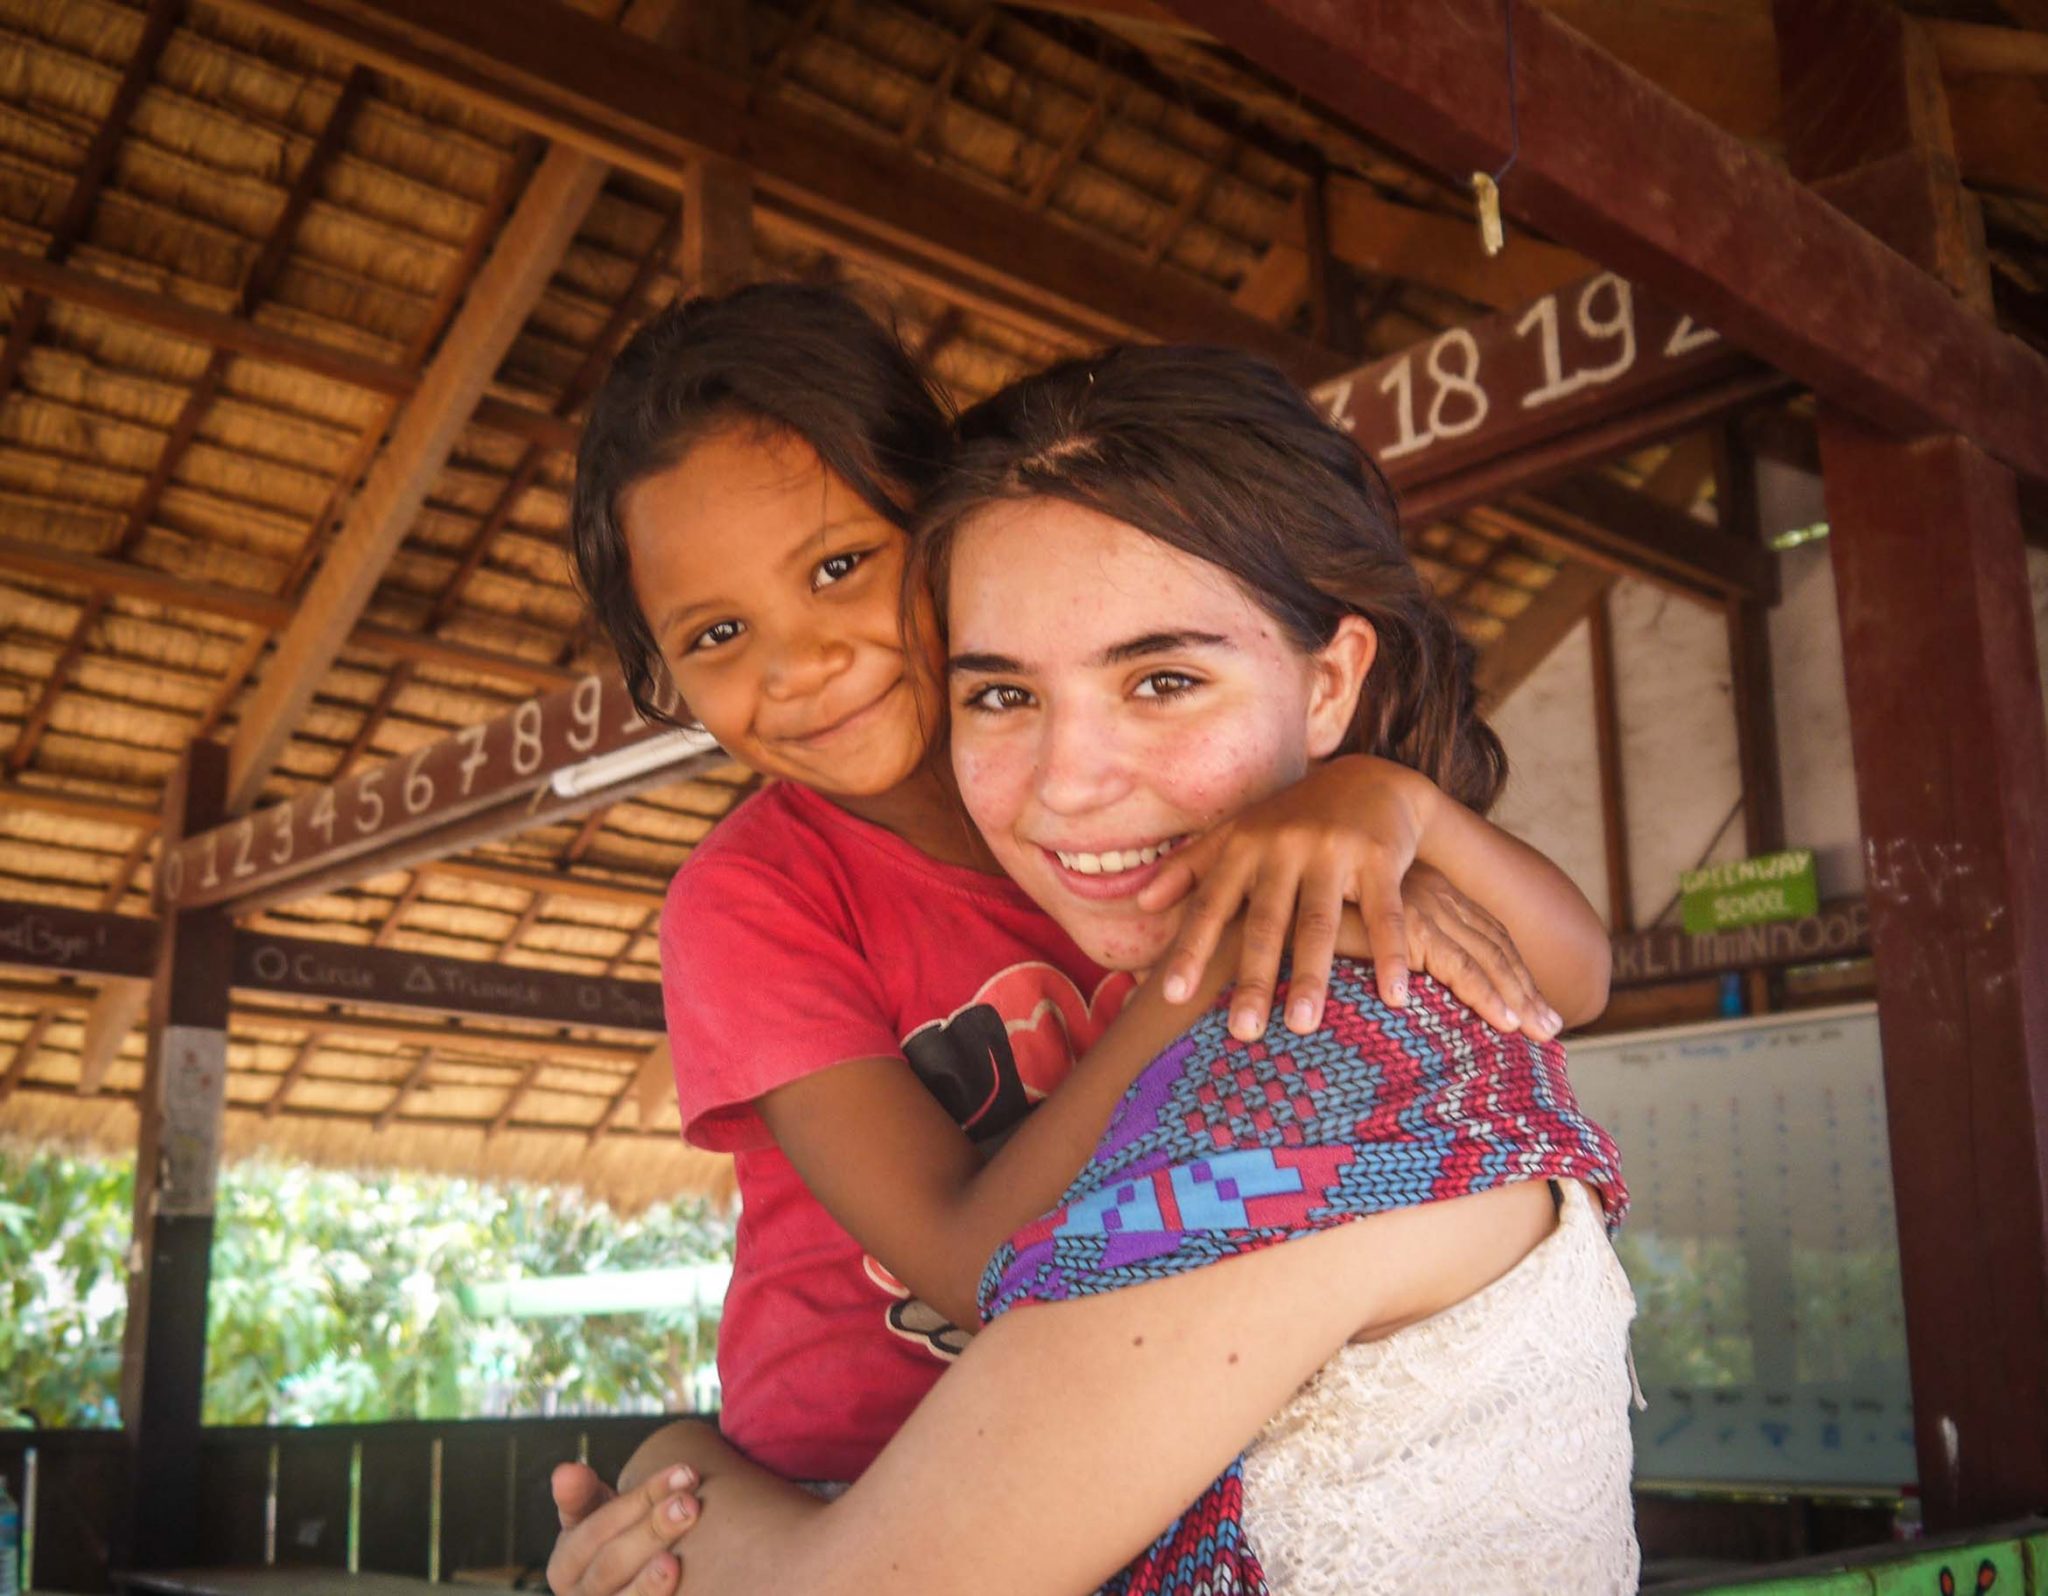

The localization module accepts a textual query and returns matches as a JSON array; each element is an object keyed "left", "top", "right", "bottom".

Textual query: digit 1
[{"left": 1376, "top": 355, "right": 1431, "bottom": 460}]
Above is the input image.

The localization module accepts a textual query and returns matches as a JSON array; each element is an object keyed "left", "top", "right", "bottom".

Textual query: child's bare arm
[{"left": 758, "top": 953, "right": 1226, "bottom": 1329}]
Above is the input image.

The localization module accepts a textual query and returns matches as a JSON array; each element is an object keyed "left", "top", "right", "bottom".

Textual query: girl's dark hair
[
  {"left": 572, "top": 282, "right": 953, "bottom": 724},
  {"left": 917, "top": 344, "right": 1507, "bottom": 812}
]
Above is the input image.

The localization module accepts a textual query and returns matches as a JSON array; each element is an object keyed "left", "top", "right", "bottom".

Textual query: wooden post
[
  {"left": 1777, "top": 0, "right": 2048, "bottom": 1527},
  {"left": 1586, "top": 592, "right": 1633, "bottom": 933},
  {"left": 1715, "top": 425, "right": 1788, "bottom": 1013},
  {"left": 120, "top": 740, "right": 234, "bottom": 1569}
]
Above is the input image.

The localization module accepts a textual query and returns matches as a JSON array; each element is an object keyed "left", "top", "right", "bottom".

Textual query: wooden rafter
[
  {"left": 0, "top": 0, "right": 185, "bottom": 401},
  {"left": 1165, "top": 0, "right": 2048, "bottom": 481},
  {"left": 898, "top": 10, "right": 997, "bottom": 152},
  {"left": 208, "top": 0, "right": 1339, "bottom": 380},
  {"left": 335, "top": 208, "right": 687, "bottom": 778},
  {"left": 222, "top": 144, "right": 609, "bottom": 813},
  {"left": 0, "top": 538, "right": 575, "bottom": 691},
  {"left": 1248, "top": 177, "right": 1593, "bottom": 325},
  {"left": 0, "top": 248, "right": 579, "bottom": 454},
  {"left": 6, "top": 68, "right": 376, "bottom": 781},
  {"left": 1144, "top": 135, "right": 1239, "bottom": 268},
  {"left": 1470, "top": 559, "right": 1612, "bottom": 709}
]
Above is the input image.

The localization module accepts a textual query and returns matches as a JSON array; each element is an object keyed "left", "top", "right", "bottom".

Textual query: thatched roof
[{"left": 0, "top": 0, "right": 2042, "bottom": 1197}]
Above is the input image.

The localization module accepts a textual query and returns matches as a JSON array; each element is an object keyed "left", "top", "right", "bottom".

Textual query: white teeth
[{"left": 1054, "top": 838, "right": 1183, "bottom": 875}]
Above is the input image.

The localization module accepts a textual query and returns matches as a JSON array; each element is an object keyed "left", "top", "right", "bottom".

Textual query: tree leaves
[{"left": 0, "top": 1148, "right": 733, "bottom": 1428}]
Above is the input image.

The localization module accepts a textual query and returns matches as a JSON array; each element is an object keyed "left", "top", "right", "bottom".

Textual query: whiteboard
[{"left": 1567, "top": 1003, "right": 1916, "bottom": 1492}]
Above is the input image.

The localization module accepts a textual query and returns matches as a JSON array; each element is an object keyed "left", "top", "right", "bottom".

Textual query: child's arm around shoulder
[
  {"left": 666, "top": 827, "right": 1217, "bottom": 1331},
  {"left": 757, "top": 954, "right": 1224, "bottom": 1329},
  {"left": 1137, "top": 754, "right": 1612, "bottom": 1040}
]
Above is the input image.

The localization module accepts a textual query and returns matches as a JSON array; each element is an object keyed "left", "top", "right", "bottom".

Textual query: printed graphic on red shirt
[
  {"left": 902, "top": 960, "right": 1134, "bottom": 1144},
  {"left": 890, "top": 959, "right": 1134, "bottom": 1358}
]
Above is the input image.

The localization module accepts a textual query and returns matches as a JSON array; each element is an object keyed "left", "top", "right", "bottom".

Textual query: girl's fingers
[
  {"left": 1441, "top": 898, "right": 1557, "bottom": 1038},
  {"left": 1358, "top": 868, "right": 1412, "bottom": 1010},
  {"left": 586, "top": 1491, "right": 698, "bottom": 1596},
  {"left": 1134, "top": 828, "right": 1227, "bottom": 912},
  {"left": 1229, "top": 864, "right": 1299, "bottom": 1038},
  {"left": 635, "top": 1553, "right": 680, "bottom": 1596},
  {"left": 1417, "top": 924, "right": 1515, "bottom": 1033},
  {"left": 550, "top": 1467, "right": 697, "bottom": 1596},
  {"left": 1281, "top": 868, "right": 1347, "bottom": 1034},
  {"left": 553, "top": 1462, "right": 615, "bottom": 1531},
  {"left": 1155, "top": 846, "right": 1257, "bottom": 1005}
]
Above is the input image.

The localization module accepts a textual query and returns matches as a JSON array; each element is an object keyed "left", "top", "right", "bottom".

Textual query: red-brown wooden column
[
  {"left": 1776, "top": 0, "right": 2048, "bottom": 1526},
  {"left": 119, "top": 740, "right": 234, "bottom": 1569}
]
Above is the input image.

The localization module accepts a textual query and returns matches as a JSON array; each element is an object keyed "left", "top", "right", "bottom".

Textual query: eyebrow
[{"left": 948, "top": 630, "right": 1237, "bottom": 674}]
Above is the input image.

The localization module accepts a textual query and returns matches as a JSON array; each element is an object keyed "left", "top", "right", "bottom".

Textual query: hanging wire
[
  {"left": 1471, "top": 0, "right": 1521, "bottom": 255},
  {"left": 1492, "top": 0, "right": 1522, "bottom": 190}
]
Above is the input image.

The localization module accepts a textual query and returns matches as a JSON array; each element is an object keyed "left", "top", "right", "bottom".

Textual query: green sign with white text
[{"left": 1680, "top": 848, "right": 1819, "bottom": 935}]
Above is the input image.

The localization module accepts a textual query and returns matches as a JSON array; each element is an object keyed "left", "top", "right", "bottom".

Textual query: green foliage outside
[{"left": 0, "top": 1145, "right": 733, "bottom": 1429}]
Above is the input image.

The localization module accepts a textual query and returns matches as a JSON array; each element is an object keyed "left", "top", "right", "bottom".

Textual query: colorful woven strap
[{"left": 980, "top": 965, "right": 1626, "bottom": 1596}]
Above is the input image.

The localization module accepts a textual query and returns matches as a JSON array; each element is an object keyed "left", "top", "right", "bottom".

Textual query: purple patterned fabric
[{"left": 979, "top": 963, "right": 1626, "bottom": 1596}]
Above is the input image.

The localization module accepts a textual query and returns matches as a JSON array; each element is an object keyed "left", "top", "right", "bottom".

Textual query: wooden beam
[
  {"left": 209, "top": 0, "right": 1341, "bottom": 382},
  {"left": 1610, "top": 896, "right": 1870, "bottom": 986},
  {"left": 1532, "top": 2, "right": 2048, "bottom": 196},
  {"left": 167, "top": 673, "right": 699, "bottom": 911},
  {"left": 1504, "top": 474, "right": 1779, "bottom": 602},
  {"left": 898, "top": 10, "right": 997, "bottom": 152},
  {"left": 1143, "top": 135, "right": 1237, "bottom": 269},
  {"left": 223, "top": 145, "right": 608, "bottom": 812},
  {"left": 682, "top": 157, "right": 754, "bottom": 298},
  {"left": 0, "top": 0, "right": 185, "bottom": 400},
  {"left": 0, "top": 249, "right": 579, "bottom": 453},
  {"left": 6, "top": 69, "right": 375, "bottom": 780},
  {"left": 0, "top": 898, "right": 156, "bottom": 981},
  {"left": 231, "top": 929, "right": 664, "bottom": 1031},
  {"left": 1586, "top": 591, "right": 1633, "bottom": 932},
  {"left": 76, "top": 977, "right": 149, "bottom": 1096},
  {"left": 1255, "top": 177, "right": 1594, "bottom": 324},
  {"left": 1471, "top": 559, "right": 1612, "bottom": 709},
  {"left": 119, "top": 741, "right": 231, "bottom": 1572},
  {"left": 1779, "top": 0, "right": 2048, "bottom": 1527},
  {"left": 1926, "top": 18, "right": 2048, "bottom": 79},
  {"left": 0, "top": 537, "right": 577, "bottom": 690},
  {"left": 336, "top": 208, "right": 689, "bottom": 777},
  {"left": 1312, "top": 271, "right": 1770, "bottom": 511},
  {"left": 1163, "top": 0, "right": 2048, "bottom": 482}
]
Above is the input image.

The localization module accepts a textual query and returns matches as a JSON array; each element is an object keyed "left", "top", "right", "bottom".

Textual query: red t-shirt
[{"left": 661, "top": 779, "right": 1133, "bottom": 1483}]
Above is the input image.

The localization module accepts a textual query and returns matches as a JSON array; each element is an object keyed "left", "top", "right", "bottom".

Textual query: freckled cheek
[
  {"left": 1138, "top": 719, "right": 1293, "bottom": 827},
  {"left": 952, "top": 735, "right": 1034, "bottom": 837}
]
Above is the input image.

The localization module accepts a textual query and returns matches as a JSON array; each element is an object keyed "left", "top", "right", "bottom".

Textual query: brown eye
[
  {"left": 963, "top": 683, "right": 1033, "bottom": 713},
  {"left": 692, "top": 619, "right": 744, "bottom": 652},
  {"left": 813, "top": 550, "right": 869, "bottom": 589},
  {"left": 1133, "top": 671, "right": 1198, "bottom": 699}
]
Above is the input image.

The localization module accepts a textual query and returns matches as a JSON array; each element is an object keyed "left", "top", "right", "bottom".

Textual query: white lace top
[{"left": 1239, "top": 1179, "right": 1641, "bottom": 1594}]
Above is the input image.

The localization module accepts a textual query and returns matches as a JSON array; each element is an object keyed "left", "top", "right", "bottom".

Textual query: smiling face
[
  {"left": 946, "top": 499, "right": 1370, "bottom": 971},
  {"left": 623, "top": 423, "right": 940, "bottom": 799}
]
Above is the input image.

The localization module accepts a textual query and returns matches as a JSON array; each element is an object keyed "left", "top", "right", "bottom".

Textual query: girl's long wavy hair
[
  {"left": 571, "top": 282, "right": 953, "bottom": 725},
  {"left": 915, "top": 344, "right": 1507, "bottom": 813}
]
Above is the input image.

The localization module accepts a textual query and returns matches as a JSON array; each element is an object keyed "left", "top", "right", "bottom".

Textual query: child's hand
[
  {"left": 1398, "top": 863, "right": 1563, "bottom": 1041},
  {"left": 1138, "top": 754, "right": 1433, "bottom": 1038},
  {"left": 548, "top": 1462, "right": 700, "bottom": 1596},
  {"left": 1137, "top": 755, "right": 1558, "bottom": 1042}
]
